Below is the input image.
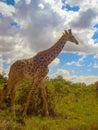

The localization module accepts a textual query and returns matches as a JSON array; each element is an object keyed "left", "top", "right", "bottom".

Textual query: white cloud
[
  {"left": 0, "top": 2, "right": 15, "bottom": 16},
  {"left": 15, "top": 0, "right": 20, "bottom": 4},
  {"left": 0, "top": 0, "right": 98, "bottom": 78},
  {"left": 15, "top": 0, "right": 31, "bottom": 5},
  {"left": 1, "top": 0, "right": 98, "bottom": 55},
  {"left": 71, "top": 9, "right": 97, "bottom": 29},
  {"left": 25, "top": 0, "right": 31, "bottom": 5},
  {"left": 72, "top": 69, "right": 75, "bottom": 74},
  {"left": 69, "top": 75, "right": 98, "bottom": 85},
  {"left": 65, "top": 0, "right": 98, "bottom": 12},
  {"left": 49, "top": 69, "right": 70, "bottom": 78},
  {"left": 38, "top": 3, "right": 45, "bottom": 9},
  {"left": 0, "top": 55, "right": 3, "bottom": 73},
  {"left": 49, "top": 68, "right": 98, "bottom": 85},
  {"left": 66, "top": 54, "right": 86, "bottom": 67},
  {"left": 94, "top": 54, "right": 98, "bottom": 59},
  {"left": 78, "top": 54, "right": 86, "bottom": 62},
  {"left": 66, "top": 61, "right": 82, "bottom": 67},
  {"left": 49, "top": 58, "right": 60, "bottom": 68},
  {"left": 93, "top": 62, "right": 98, "bottom": 68}
]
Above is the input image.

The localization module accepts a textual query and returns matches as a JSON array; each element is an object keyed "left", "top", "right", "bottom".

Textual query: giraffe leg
[
  {"left": 41, "top": 82, "right": 49, "bottom": 116},
  {"left": 22, "top": 67, "right": 49, "bottom": 117},
  {"left": 22, "top": 77, "right": 43, "bottom": 116},
  {"left": 10, "top": 84, "right": 19, "bottom": 116},
  {"left": 10, "top": 76, "right": 23, "bottom": 115}
]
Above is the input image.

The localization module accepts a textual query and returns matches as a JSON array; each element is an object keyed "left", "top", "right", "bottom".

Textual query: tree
[{"left": 0, "top": 73, "right": 8, "bottom": 85}]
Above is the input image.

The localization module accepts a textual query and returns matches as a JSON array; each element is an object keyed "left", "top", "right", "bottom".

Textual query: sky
[{"left": 0, "top": 0, "right": 98, "bottom": 85}]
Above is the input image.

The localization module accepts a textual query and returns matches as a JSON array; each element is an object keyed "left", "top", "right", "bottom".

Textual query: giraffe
[
  {"left": 0, "top": 29, "right": 79, "bottom": 116},
  {"left": 95, "top": 81, "right": 98, "bottom": 90}
]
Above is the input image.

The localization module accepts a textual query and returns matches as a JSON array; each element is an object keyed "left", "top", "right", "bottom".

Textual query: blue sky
[
  {"left": 0, "top": 0, "right": 98, "bottom": 85},
  {"left": 6, "top": 0, "right": 15, "bottom": 5}
]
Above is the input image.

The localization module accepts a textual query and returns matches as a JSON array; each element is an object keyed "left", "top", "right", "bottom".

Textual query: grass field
[{"left": 0, "top": 75, "right": 98, "bottom": 130}]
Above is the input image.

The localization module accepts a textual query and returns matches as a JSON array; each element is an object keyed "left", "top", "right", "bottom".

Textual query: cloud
[
  {"left": 13, "top": 0, "right": 63, "bottom": 52},
  {"left": 0, "top": 0, "right": 98, "bottom": 79},
  {"left": 15, "top": 0, "right": 31, "bottom": 5},
  {"left": 0, "top": 55, "right": 3, "bottom": 73},
  {"left": 49, "top": 58, "right": 60, "bottom": 68},
  {"left": 38, "top": 3, "right": 45, "bottom": 9},
  {"left": 49, "top": 68, "right": 98, "bottom": 85},
  {"left": 65, "top": 0, "right": 98, "bottom": 12},
  {"left": 0, "top": 1, "right": 15, "bottom": 16},
  {"left": 0, "top": 0, "right": 98, "bottom": 55},
  {"left": 66, "top": 54, "right": 86, "bottom": 67},
  {"left": 25, "top": 0, "right": 31, "bottom": 5},
  {"left": 49, "top": 69, "right": 70, "bottom": 78},
  {"left": 94, "top": 54, "right": 98, "bottom": 59},
  {"left": 93, "top": 62, "right": 98, "bottom": 68},
  {"left": 70, "top": 9, "right": 97, "bottom": 29},
  {"left": 69, "top": 75, "right": 98, "bottom": 85},
  {"left": 66, "top": 61, "right": 82, "bottom": 67}
]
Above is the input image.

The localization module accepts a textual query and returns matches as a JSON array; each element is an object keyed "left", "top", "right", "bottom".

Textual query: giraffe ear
[
  {"left": 64, "top": 30, "right": 68, "bottom": 35},
  {"left": 68, "top": 29, "right": 72, "bottom": 34}
]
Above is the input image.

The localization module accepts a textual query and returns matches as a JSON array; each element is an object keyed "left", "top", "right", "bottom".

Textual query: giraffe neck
[
  {"left": 32, "top": 35, "right": 68, "bottom": 67},
  {"left": 47, "top": 35, "right": 67, "bottom": 63},
  {"left": 33, "top": 35, "right": 68, "bottom": 66}
]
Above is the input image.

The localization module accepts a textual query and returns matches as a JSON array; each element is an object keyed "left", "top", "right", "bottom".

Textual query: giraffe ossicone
[{"left": 0, "top": 29, "right": 79, "bottom": 116}]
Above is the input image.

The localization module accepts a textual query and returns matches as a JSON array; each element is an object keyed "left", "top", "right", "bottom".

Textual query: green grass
[{"left": 0, "top": 77, "right": 98, "bottom": 130}]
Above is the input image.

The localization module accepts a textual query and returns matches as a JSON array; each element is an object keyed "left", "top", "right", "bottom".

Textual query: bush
[
  {"left": 15, "top": 80, "right": 55, "bottom": 116},
  {"left": 0, "top": 73, "right": 8, "bottom": 85}
]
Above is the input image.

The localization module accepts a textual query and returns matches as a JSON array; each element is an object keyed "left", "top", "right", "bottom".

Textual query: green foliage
[
  {"left": 0, "top": 75, "right": 98, "bottom": 130},
  {"left": 0, "top": 73, "right": 8, "bottom": 85},
  {"left": 14, "top": 79, "right": 54, "bottom": 116},
  {"left": 0, "top": 73, "right": 8, "bottom": 100}
]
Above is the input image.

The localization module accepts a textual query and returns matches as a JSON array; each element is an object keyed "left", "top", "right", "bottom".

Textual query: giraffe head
[{"left": 64, "top": 29, "right": 79, "bottom": 45}]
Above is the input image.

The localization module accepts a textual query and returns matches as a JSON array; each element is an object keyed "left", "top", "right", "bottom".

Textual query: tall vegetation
[{"left": 0, "top": 73, "right": 98, "bottom": 130}]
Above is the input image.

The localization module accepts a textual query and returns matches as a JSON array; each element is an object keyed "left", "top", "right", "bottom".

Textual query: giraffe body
[{"left": 0, "top": 29, "right": 79, "bottom": 116}]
